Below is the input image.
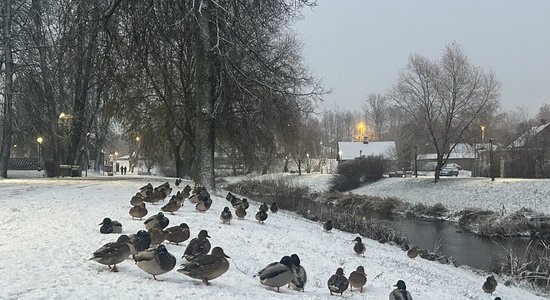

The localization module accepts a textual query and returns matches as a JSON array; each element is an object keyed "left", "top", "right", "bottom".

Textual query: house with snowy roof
[
  {"left": 505, "top": 121, "right": 550, "bottom": 178},
  {"left": 337, "top": 139, "right": 396, "bottom": 162},
  {"left": 417, "top": 143, "right": 477, "bottom": 170}
]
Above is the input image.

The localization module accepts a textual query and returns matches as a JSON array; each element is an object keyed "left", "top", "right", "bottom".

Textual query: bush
[
  {"left": 330, "top": 155, "right": 387, "bottom": 192},
  {"left": 44, "top": 160, "right": 59, "bottom": 177}
]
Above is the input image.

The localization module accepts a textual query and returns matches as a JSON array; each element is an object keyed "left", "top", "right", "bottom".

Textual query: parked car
[
  {"left": 444, "top": 163, "right": 462, "bottom": 170},
  {"left": 420, "top": 162, "right": 437, "bottom": 171},
  {"left": 440, "top": 166, "right": 459, "bottom": 176}
]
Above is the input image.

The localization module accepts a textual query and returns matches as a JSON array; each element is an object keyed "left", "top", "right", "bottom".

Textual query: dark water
[{"left": 376, "top": 216, "right": 537, "bottom": 270}]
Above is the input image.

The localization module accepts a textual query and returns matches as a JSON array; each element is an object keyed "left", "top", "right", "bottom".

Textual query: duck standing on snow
[
  {"left": 235, "top": 206, "right": 247, "bottom": 220},
  {"left": 327, "top": 267, "right": 349, "bottom": 296},
  {"left": 177, "top": 247, "right": 230, "bottom": 285},
  {"left": 128, "top": 230, "right": 151, "bottom": 256},
  {"left": 129, "top": 203, "right": 148, "bottom": 220},
  {"left": 89, "top": 234, "right": 131, "bottom": 272},
  {"left": 288, "top": 254, "right": 307, "bottom": 292},
  {"left": 165, "top": 223, "right": 190, "bottom": 245},
  {"left": 259, "top": 203, "right": 269, "bottom": 212},
  {"left": 255, "top": 209, "right": 268, "bottom": 224},
  {"left": 240, "top": 198, "right": 249, "bottom": 210},
  {"left": 149, "top": 228, "right": 167, "bottom": 246},
  {"left": 144, "top": 212, "right": 169, "bottom": 231},
  {"left": 389, "top": 280, "right": 412, "bottom": 300},
  {"left": 175, "top": 178, "right": 182, "bottom": 187},
  {"left": 323, "top": 220, "right": 333, "bottom": 232},
  {"left": 270, "top": 202, "right": 279, "bottom": 213},
  {"left": 182, "top": 185, "right": 192, "bottom": 198},
  {"left": 348, "top": 266, "right": 367, "bottom": 292},
  {"left": 226, "top": 192, "right": 233, "bottom": 202},
  {"left": 161, "top": 196, "right": 182, "bottom": 214},
  {"left": 130, "top": 193, "right": 144, "bottom": 206},
  {"left": 157, "top": 182, "right": 172, "bottom": 197},
  {"left": 407, "top": 246, "right": 419, "bottom": 259},
  {"left": 99, "top": 218, "right": 122, "bottom": 234},
  {"left": 482, "top": 275, "right": 497, "bottom": 294},
  {"left": 183, "top": 229, "right": 211, "bottom": 261},
  {"left": 256, "top": 256, "right": 295, "bottom": 292},
  {"left": 134, "top": 244, "right": 176, "bottom": 280},
  {"left": 353, "top": 236, "right": 365, "bottom": 257},
  {"left": 195, "top": 195, "right": 212, "bottom": 212},
  {"left": 220, "top": 207, "right": 233, "bottom": 224}
]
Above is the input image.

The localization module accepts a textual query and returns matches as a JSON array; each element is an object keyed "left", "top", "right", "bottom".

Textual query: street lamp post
[
  {"left": 134, "top": 136, "right": 141, "bottom": 173},
  {"left": 36, "top": 136, "right": 44, "bottom": 171},
  {"left": 414, "top": 145, "right": 418, "bottom": 178},
  {"left": 489, "top": 138, "right": 494, "bottom": 181},
  {"left": 85, "top": 132, "right": 90, "bottom": 177},
  {"left": 114, "top": 151, "right": 118, "bottom": 174}
]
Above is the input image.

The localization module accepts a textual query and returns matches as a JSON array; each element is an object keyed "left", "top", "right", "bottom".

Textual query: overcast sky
[{"left": 294, "top": 0, "right": 550, "bottom": 117}]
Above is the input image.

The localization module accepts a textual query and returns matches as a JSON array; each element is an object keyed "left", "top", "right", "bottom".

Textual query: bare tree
[
  {"left": 363, "top": 93, "right": 388, "bottom": 141},
  {"left": 392, "top": 44, "right": 500, "bottom": 182},
  {"left": 0, "top": 0, "right": 14, "bottom": 178}
]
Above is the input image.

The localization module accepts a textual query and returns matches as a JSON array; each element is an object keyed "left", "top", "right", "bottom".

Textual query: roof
[
  {"left": 417, "top": 143, "right": 476, "bottom": 160},
  {"left": 509, "top": 123, "right": 550, "bottom": 148},
  {"left": 337, "top": 141, "right": 396, "bottom": 160}
]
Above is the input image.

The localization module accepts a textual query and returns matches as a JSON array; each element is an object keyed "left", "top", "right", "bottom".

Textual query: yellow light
[
  {"left": 135, "top": 136, "right": 141, "bottom": 142},
  {"left": 114, "top": 151, "right": 118, "bottom": 156},
  {"left": 36, "top": 137, "right": 44, "bottom": 144},
  {"left": 58, "top": 112, "right": 66, "bottom": 119}
]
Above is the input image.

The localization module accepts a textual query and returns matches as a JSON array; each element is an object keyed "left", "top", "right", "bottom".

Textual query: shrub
[
  {"left": 44, "top": 160, "right": 58, "bottom": 177},
  {"left": 330, "top": 155, "right": 387, "bottom": 192},
  {"left": 426, "top": 202, "right": 449, "bottom": 218}
]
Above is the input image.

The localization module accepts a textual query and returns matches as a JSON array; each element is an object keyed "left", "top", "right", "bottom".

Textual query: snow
[{"left": 0, "top": 173, "right": 547, "bottom": 299}]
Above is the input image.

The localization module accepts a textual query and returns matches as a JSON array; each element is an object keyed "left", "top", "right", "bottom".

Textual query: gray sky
[{"left": 294, "top": 0, "right": 550, "bottom": 117}]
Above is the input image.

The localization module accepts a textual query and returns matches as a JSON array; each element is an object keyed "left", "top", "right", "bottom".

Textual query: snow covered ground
[
  {"left": 230, "top": 171, "right": 550, "bottom": 217},
  {"left": 0, "top": 174, "right": 546, "bottom": 299}
]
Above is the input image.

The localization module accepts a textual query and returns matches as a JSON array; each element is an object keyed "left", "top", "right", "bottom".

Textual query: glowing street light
[
  {"left": 135, "top": 136, "right": 141, "bottom": 143},
  {"left": 36, "top": 136, "right": 44, "bottom": 171},
  {"left": 480, "top": 125, "right": 486, "bottom": 143}
]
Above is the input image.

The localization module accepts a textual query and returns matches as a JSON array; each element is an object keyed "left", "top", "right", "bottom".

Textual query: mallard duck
[
  {"left": 353, "top": 237, "right": 365, "bottom": 257},
  {"left": 149, "top": 229, "right": 167, "bottom": 246},
  {"left": 235, "top": 206, "right": 247, "bottom": 220},
  {"left": 134, "top": 244, "right": 176, "bottom": 280},
  {"left": 482, "top": 275, "right": 497, "bottom": 294},
  {"left": 157, "top": 182, "right": 172, "bottom": 197},
  {"left": 240, "top": 198, "right": 249, "bottom": 210},
  {"left": 220, "top": 207, "right": 233, "bottom": 224},
  {"left": 323, "top": 220, "right": 333, "bottom": 232},
  {"left": 348, "top": 266, "right": 367, "bottom": 292},
  {"left": 183, "top": 184, "right": 192, "bottom": 195},
  {"left": 99, "top": 218, "right": 122, "bottom": 234},
  {"left": 230, "top": 196, "right": 241, "bottom": 208},
  {"left": 226, "top": 192, "right": 234, "bottom": 201},
  {"left": 165, "top": 223, "right": 190, "bottom": 245},
  {"left": 177, "top": 247, "right": 230, "bottom": 285},
  {"left": 144, "top": 212, "right": 169, "bottom": 231},
  {"left": 259, "top": 203, "right": 269, "bottom": 212},
  {"left": 195, "top": 195, "right": 212, "bottom": 212},
  {"left": 255, "top": 210, "right": 268, "bottom": 224},
  {"left": 183, "top": 229, "right": 211, "bottom": 261},
  {"left": 130, "top": 193, "right": 144, "bottom": 206},
  {"left": 390, "top": 280, "right": 412, "bottom": 300},
  {"left": 256, "top": 256, "right": 295, "bottom": 292},
  {"left": 270, "top": 202, "right": 279, "bottom": 213},
  {"left": 128, "top": 230, "right": 151, "bottom": 256},
  {"left": 328, "top": 267, "right": 349, "bottom": 296},
  {"left": 139, "top": 183, "right": 153, "bottom": 192},
  {"left": 407, "top": 246, "right": 419, "bottom": 258},
  {"left": 89, "top": 234, "right": 131, "bottom": 272},
  {"left": 129, "top": 203, "right": 148, "bottom": 220},
  {"left": 142, "top": 188, "right": 166, "bottom": 204},
  {"left": 161, "top": 196, "right": 182, "bottom": 214},
  {"left": 175, "top": 178, "right": 182, "bottom": 187},
  {"left": 289, "top": 254, "right": 307, "bottom": 292}
]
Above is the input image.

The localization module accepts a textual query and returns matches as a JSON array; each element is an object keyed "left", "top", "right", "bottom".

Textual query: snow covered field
[
  {"left": 232, "top": 172, "right": 550, "bottom": 217},
  {"left": 0, "top": 175, "right": 546, "bottom": 299}
]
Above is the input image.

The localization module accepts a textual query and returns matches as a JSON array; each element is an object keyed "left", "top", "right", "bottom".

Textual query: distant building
[
  {"left": 337, "top": 140, "right": 396, "bottom": 162},
  {"left": 504, "top": 121, "right": 550, "bottom": 178},
  {"left": 417, "top": 143, "right": 476, "bottom": 170}
]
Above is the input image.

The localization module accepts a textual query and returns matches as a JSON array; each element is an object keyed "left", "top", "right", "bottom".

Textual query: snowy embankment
[
  {"left": 232, "top": 172, "right": 550, "bottom": 217},
  {"left": 0, "top": 177, "right": 545, "bottom": 299}
]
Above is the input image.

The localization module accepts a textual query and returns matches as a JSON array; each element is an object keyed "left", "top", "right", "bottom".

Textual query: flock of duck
[{"left": 89, "top": 179, "right": 501, "bottom": 299}]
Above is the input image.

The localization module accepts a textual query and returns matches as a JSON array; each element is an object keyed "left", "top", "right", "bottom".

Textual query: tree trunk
[
  {"left": 0, "top": 0, "right": 13, "bottom": 178},
  {"left": 193, "top": 0, "right": 216, "bottom": 190}
]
